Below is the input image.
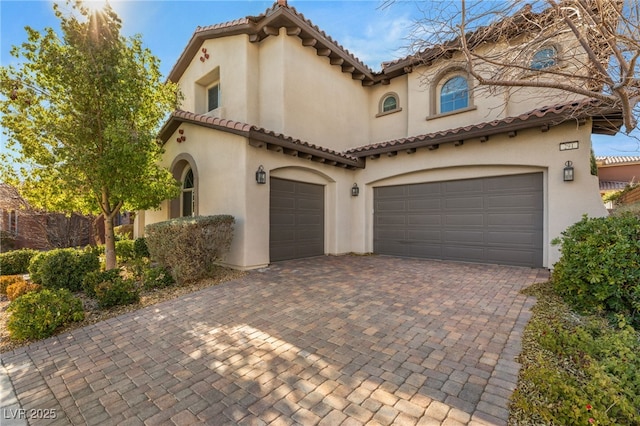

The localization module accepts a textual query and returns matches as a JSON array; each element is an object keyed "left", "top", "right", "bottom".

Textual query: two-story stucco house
[{"left": 136, "top": 1, "right": 622, "bottom": 270}]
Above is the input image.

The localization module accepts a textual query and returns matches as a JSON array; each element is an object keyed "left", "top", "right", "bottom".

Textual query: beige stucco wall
[
  {"left": 259, "top": 29, "right": 371, "bottom": 151},
  {"left": 139, "top": 20, "right": 610, "bottom": 271},
  {"left": 139, "top": 118, "right": 607, "bottom": 270},
  {"left": 349, "top": 119, "right": 607, "bottom": 267},
  {"left": 178, "top": 35, "right": 257, "bottom": 123}
]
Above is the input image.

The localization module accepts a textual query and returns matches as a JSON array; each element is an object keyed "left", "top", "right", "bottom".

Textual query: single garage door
[
  {"left": 270, "top": 178, "right": 324, "bottom": 262},
  {"left": 374, "top": 173, "right": 543, "bottom": 267}
]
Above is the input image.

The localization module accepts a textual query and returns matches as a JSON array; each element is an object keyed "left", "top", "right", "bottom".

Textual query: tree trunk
[{"left": 104, "top": 214, "right": 117, "bottom": 270}]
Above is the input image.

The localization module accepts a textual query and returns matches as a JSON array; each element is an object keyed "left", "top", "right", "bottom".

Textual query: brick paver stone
[{"left": 1, "top": 256, "right": 548, "bottom": 426}]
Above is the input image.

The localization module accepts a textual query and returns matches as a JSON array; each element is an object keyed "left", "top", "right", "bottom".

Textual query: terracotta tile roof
[
  {"left": 346, "top": 98, "right": 623, "bottom": 156},
  {"left": 595, "top": 156, "right": 640, "bottom": 165},
  {"left": 159, "top": 111, "right": 364, "bottom": 169}
]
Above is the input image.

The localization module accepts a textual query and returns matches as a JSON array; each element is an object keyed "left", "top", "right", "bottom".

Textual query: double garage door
[{"left": 374, "top": 173, "right": 543, "bottom": 267}]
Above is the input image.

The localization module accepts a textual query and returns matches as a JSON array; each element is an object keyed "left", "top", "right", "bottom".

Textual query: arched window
[
  {"left": 182, "top": 168, "right": 195, "bottom": 217},
  {"left": 531, "top": 46, "right": 557, "bottom": 70},
  {"left": 382, "top": 95, "right": 397, "bottom": 112},
  {"left": 440, "top": 76, "right": 469, "bottom": 113}
]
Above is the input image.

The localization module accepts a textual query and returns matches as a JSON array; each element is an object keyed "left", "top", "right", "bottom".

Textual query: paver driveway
[{"left": 1, "top": 256, "right": 548, "bottom": 426}]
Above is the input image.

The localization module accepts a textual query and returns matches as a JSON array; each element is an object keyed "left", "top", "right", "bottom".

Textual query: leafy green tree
[{"left": 0, "top": 1, "right": 181, "bottom": 269}]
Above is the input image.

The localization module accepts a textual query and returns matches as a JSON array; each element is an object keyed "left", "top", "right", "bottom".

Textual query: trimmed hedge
[
  {"left": 145, "top": 215, "right": 234, "bottom": 284},
  {"left": 0, "top": 249, "right": 38, "bottom": 275},
  {"left": 28, "top": 248, "right": 100, "bottom": 292},
  {"left": 552, "top": 214, "right": 640, "bottom": 325},
  {"left": 1, "top": 275, "right": 27, "bottom": 295},
  {"left": 7, "top": 281, "right": 42, "bottom": 301},
  {"left": 95, "top": 276, "right": 139, "bottom": 308},
  {"left": 7, "top": 288, "right": 84, "bottom": 340}
]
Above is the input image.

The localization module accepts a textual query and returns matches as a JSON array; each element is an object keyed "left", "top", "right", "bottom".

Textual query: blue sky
[{"left": 1, "top": 0, "right": 637, "bottom": 156}]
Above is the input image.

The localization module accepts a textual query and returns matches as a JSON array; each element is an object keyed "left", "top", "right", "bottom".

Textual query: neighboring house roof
[
  {"left": 595, "top": 156, "right": 640, "bottom": 166},
  {"left": 599, "top": 181, "right": 632, "bottom": 192},
  {"left": 347, "top": 98, "right": 622, "bottom": 157},
  {"left": 0, "top": 183, "right": 29, "bottom": 211},
  {"left": 168, "top": 1, "right": 378, "bottom": 85},
  {"left": 158, "top": 111, "right": 365, "bottom": 170},
  {"left": 160, "top": 98, "right": 622, "bottom": 168}
]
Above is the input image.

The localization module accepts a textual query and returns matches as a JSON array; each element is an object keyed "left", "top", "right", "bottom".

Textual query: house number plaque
[{"left": 559, "top": 141, "right": 579, "bottom": 151}]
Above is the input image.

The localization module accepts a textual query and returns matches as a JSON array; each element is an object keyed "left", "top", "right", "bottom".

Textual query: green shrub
[
  {"left": 552, "top": 214, "right": 640, "bottom": 325},
  {"left": 28, "top": 248, "right": 100, "bottom": 291},
  {"left": 1, "top": 275, "right": 26, "bottom": 295},
  {"left": 145, "top": 215, "right": 234, "bottom": 284},
  {"left": 6, "top": 282, "right": 42, "bottom": 301},
  {"left": 133, "top": 237, "right": 150, "bottom": 259},
  {"left": 512, "top": 283, "right": 640, "bottom": 425},
  {"left": 0, "top": 249, "right": 38, "bottom": 275},
  {"left": 94, "top": 276, "right": 139, "bottom": 308},
  {"left": 143, "top": 265, "right": 175, "bottom": 290},
  {"left": 115, "top": 239, "right": 135, "bottom": 263},
  {"left": 83, "top": 269, "right": 122, "bottom": 298},
  {"left": 7, "top": 288, "right": 84, "bottom": 341}
]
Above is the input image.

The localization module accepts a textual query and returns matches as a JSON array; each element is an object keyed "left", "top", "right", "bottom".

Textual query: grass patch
[{"left": 510, "top": 281, "right": 640, "bottom": 425}]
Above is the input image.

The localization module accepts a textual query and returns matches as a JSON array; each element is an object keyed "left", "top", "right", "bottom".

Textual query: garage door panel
[
  {"left": 406, "top": 229, "right": 441, "bottom": 241},
  {"left": 486, "top": 193, "right": 541, "bottom": 209},
  {"left": 408, "top": 199, "right": 441, "bottom": 211},
  {"left": 270, "top": 178, "right": 324, "bottom": 262},
  {"left": 374, "top": 173, "right": 543, "bottom": 267},
  {"left": 408, "top": 244, "right": 442, "bottom": 258},
  {"left": 407, "top": 183, "right": 441, "bottom": 196},
  {"left": 444, "top": 179, "right": 483, "bottom": 194},
  {"left": 445, "top": 214, "right": 484, "bottom": 226},
  {"left": 488, "top": 212, "right": 541, "bottom": 227},
  {"left": 407, "top": 214, "right": 441, "bottom": 226},
  {"left": 486, "top": 173, "right": 542, "bottom": 192},
  {"left": 444, "top": 245, "right": 486, "bottom": 262},
  {"left": 270, "top": 228, "right": 295, "bottom": 242},
  {"left": 377, "top": 200, "right": 407, "bottom": 211},
  {"left": 445, "top": 196, "right": 484, "bottom": 210},
  {"left": 377, "top": 215, "right": 407, "bottom": 226},
  {"left": 488, "top": 231, "right": 540, "bottom": 246},
  {"left": 444, "top": 230, "right": 484, "bottom": 243}
]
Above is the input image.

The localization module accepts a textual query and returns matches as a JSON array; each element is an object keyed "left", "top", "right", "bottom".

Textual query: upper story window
[
  {"left": 382, "top": 95, "right": 397, "bottom": 112},
  {"left": 531, "top": 46, "right": 558, "bottom": 70},
  {"left": 440, "top": 76, "right": 469, "bottom": 113},
  {"left": 182, "top": 168, "right": 195, "bottom": 217},
  {"left": 208, "top": 83, "right": 220, "bottom": 112},
  {"left": 376, "top": 92, "right": 402, "bottom": 117}
]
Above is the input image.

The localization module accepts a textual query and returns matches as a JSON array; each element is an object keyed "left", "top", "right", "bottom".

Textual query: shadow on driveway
[{"left": 1, "top": 256, "right": 549, "bottom": 425}]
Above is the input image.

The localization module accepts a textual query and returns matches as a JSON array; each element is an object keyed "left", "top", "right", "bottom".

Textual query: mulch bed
[{"left": 0, "top": 267, "right": 246, "bottom": 354}]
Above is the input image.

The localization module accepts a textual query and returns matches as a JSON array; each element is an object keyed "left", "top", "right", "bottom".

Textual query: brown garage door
[
  {"left": 270, "top": 178, "right": 324, "bottom": 262},
  {"left": 374, "top": 173, "right": 543, "bottom": 267}
]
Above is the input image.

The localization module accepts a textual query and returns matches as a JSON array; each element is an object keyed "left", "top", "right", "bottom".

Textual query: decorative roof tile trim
[
  {"left": 158, "top": 111, "right": 364, "bottom": 169},
  {"left": 595, "top": 156, "right": 640, "bottom": 165},
  {"left": 345, "top": 98, "right": 623, "bottom": 156}
]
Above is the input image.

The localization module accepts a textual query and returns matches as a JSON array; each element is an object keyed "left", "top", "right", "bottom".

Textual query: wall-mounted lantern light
[
  {"left": 351, "top": 183, "right": 359, "bottom": 197},
  {"left": 255, "top": 165, "right": 267, "bottom": 184},
  {"left": 563, "top": 161, "right": 574, "bottom": 182}
]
